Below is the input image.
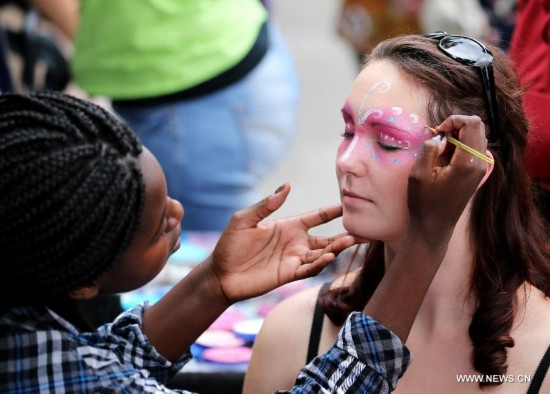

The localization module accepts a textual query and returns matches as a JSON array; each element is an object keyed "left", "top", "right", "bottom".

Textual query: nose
[
  {"left": 166, "top": 197, "right": 184, "bottom": 232},
  {"left": 336, "top": 136, "right": 366, "bottom": 176}
]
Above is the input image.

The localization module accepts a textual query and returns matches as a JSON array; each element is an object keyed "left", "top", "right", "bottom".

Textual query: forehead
[{"left": 347, "top": 60, "right": 429, "bottom": 120}]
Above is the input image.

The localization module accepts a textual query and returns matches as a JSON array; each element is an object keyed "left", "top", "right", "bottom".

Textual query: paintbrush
[{"left": 425, "top": 126, "right": 494, "bottom": 165}]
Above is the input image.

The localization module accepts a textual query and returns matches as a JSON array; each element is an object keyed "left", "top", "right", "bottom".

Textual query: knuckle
[
  {"left": 318, "top": 209, "right": 330, "bottom": 223},
  {"left": 232, "top": 211, "right": 245, "bottom": 221}
]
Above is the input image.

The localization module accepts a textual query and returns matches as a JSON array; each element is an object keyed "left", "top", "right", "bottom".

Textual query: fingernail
[{"left": 274, "top": 185, "right": 284, "bottom": 194}]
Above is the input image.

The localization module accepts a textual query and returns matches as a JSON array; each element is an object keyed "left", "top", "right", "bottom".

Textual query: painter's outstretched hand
[{"left": 206, "top": 184, "right": 356, "bottom": 303}]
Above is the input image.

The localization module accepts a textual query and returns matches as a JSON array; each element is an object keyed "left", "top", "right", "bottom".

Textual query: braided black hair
[{"left": 0, "top": 91, "right": 145, "bottom": 306}]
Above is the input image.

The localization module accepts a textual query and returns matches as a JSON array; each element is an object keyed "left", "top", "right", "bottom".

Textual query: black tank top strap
[
  {"left": 528, "top": 345, "right": 550, "bottom": 394},
  {"left": 305, "top": 282, "right": 332, "bottom": 364}
]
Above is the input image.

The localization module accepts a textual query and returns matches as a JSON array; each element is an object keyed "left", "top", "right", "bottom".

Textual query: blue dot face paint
[{"left": 339, "top": 103, "right": 431, "bottom": 166}]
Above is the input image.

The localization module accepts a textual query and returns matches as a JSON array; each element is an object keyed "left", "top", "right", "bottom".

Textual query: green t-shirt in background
[{"left": 72, "top": 0, "right": 267, "bottom": 99}]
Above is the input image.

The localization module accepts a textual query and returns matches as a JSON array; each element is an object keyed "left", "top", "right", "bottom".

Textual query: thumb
[{"left": 227, "top": 183, "right": 291, "bottom": 229}]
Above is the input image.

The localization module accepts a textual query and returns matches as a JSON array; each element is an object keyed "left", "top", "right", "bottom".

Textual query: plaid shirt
[
  {"left": 283, "top": 312, "right": 411, "bottom": 394},
  {"left": 0, "top": 306, "right": 410, "bottom": 393}
]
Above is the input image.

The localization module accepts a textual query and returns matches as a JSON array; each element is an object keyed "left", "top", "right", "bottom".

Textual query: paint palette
[
  {"left": 195, "top": 329, "right": 245, "bottom": 348},
  {"left": 233, "top": 318, "right": 264, "bottom": 342},
  {"left": 201, "top": 346, "right": 253, "bottom": 364}
]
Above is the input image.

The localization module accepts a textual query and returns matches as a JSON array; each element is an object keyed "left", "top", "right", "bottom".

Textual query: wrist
[
  {"left": 194, "top": 257, "right": 233, "bottom": 310},
  {"left": 141, "top": 256, "right": 233, "bottom": 360},
  {"left": 405, "top": 222, "right": 454, "bottom": 255}
]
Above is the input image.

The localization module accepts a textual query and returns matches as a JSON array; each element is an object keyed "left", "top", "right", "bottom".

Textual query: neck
[{"left": 47, "top": 295, "right": 94, "bottom": 332}]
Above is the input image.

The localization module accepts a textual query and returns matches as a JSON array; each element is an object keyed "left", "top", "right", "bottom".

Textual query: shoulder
[
  {"left": 259, "top": 273, "right": 356, "bottom": 346},
  {"left": 243, "top": 284, "right": 328, "bottom": 394},
  {"left": 255, "top": 283, "right": 322, "bottom": 359},
  {"left": 243, "top": 273, "right": 359, "bottom": 394}
]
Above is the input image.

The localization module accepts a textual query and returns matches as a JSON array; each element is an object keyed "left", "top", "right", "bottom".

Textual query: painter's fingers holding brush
[
  {"left": 408, "top": 115, "right": 488, "bottom": 239},
  {"left": 436, "top": 115, "right": 491, "bottom": 166}
]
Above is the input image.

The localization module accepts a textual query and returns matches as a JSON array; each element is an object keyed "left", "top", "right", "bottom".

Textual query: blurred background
[{"left": 258, "top": 1, "right": 357, "bottom": 236}]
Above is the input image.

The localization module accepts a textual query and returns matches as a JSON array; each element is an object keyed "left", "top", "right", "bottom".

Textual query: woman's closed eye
[
  {"left": 341, "top": 131, "right": 354, "bottom": 138},
  {"left": 377, "top": 132, "right": 411, "bottom": 151},
  {"left": 341, "top": 119, "right": 355, "bottom": 138}
]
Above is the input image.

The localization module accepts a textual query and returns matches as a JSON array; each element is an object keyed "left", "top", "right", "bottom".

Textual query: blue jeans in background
[{"left": 114, "top": 23, "right": 300, "bottom": 230}]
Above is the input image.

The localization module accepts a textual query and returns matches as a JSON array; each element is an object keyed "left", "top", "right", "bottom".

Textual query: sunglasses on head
[{"left": 424, "top": 31, "right": 500, "bottom": 139}]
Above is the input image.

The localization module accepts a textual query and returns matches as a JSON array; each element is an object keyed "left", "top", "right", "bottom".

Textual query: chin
[{"left": 342, "top": 216, "right": 376, "bottom": 240}]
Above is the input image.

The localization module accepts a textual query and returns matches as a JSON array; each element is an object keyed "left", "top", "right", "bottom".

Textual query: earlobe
[
  {"left": 68, "top": 282, "right": 100, "bottom": 300},
  {"left": 477, "top": 150, "right": 495, "bottom": 189}
]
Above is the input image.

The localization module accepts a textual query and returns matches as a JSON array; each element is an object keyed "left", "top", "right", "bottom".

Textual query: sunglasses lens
[{"left": 439, "top": 36, "right": 493, "bottom": 67}]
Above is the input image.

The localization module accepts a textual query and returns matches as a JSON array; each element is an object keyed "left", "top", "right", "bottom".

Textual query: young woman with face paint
[{"left": 244, "top": 34, "right": 550, "bottom": 394}]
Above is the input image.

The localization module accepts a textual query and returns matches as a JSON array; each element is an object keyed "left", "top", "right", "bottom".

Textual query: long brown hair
[{"left": 320, "top": 35, "right": 550, "bottom": 387}]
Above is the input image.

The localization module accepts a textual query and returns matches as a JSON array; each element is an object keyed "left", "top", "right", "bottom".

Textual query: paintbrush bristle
[{"left": 425, "top": 126, "right": 438, "bottom": 134}]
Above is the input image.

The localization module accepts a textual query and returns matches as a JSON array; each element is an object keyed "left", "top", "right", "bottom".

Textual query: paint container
[
  {"left": 192, "top": 329, "right": 246, "bottom": 362},
  {"left": 201, "top": 346, "right": 253, "bottom": 365},
  {"left": 233, "top": 318, "right": 264, "bottom": 342},
  {"left": 257, "top": 303, "right": 276, "bottom": 317},
  {"left": 195, "top": 329, "right": 246, "bottom": 348}
]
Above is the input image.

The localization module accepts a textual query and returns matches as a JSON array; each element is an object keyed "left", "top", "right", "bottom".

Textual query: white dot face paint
[
  {"left": 340, "top": 97, "right": 430, "bottom": 167},
  {"left": 336, "top": 61, "right": 432, "bottom": 242}
]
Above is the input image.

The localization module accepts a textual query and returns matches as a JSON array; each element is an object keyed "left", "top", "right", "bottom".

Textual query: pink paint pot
[
  {"left": 201, "top": 346, "right": 252, "bottom": 364},
  {"left": 195, "top": 329, "right": 245, "bottom": 348},
  {"left": 257, "top": 303, "right": 276, "bottom": 317},
  {"left": 233, "top": 318, "right": 264, "bottom": 342}
]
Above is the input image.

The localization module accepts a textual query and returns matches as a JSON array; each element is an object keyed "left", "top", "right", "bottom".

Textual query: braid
[{"left": 0, "top": 91, "right": 145, "bottom": 305}]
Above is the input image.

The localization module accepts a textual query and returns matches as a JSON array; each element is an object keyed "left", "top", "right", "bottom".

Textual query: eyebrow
[
  {"left": 369, "top": 120, "right": 412, "bottom": 136},
  {"left": 341, "top": 106, "right": 354, "bottom": 119},
  {"left": 150, "top": 204, "right": 167, "bottom": 243}
]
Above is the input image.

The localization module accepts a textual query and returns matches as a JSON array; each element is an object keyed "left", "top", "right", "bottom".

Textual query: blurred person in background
[
  {"left": 0, "top": 0, "right": 74, "bottom": 93},
  {"left": 508, "top": 0, "right": 550, "bottom": 225},
  {"left": 337, "top": 0, "right": 421, "bottom": 66},
  {"left": 479, "top": 0, "right": 517, "bottom": 50},
  {"left": 418, "top": 0, "right": 491, "bottom": 39},
  {"left": 68, "top": 0, "right": 300, "bottom": 231}
]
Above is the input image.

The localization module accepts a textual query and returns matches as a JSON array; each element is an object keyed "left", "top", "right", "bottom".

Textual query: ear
[
  {"left": 476, "top": 149, "right": 495, "bottom": 190},
  {"left": 68, "top": 282, "right": 100, "bottom": 300}
]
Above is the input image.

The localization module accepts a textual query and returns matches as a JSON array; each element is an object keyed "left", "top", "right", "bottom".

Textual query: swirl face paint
[{"left": 338, "top": 82, "right": 431, "bottom": 167}]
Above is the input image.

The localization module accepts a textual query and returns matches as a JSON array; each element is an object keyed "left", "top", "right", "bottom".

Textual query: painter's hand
[
  {"left": 205, "top": 184, "right": 356, "bottom": 303},
  {"left": 408, "top": 115, "right": 490, "bottom": 241}
]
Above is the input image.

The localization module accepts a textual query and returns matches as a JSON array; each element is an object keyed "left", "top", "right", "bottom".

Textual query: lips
[
  {"left": 342, "top": 189, "right": 371, "bottom": 201},
  {"left": 343, "top": 190, "right": 361, "bottom": 199},
  {"left": 171, "top": 227, "right": 182, "bottom": 253},
  {"left": 341, "top": 189, "right": 376, "bottom": 210}
]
